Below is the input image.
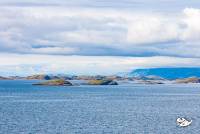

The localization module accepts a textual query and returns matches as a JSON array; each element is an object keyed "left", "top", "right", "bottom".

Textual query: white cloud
[
  {"left": 0, "top": 1, "right": 200, "bottom": 75},
  {"left": 127, "top": 15, "right": 181, "bottom": 44},
  {"left": 0, "top": 53, "right": 200, "bottom": 76},
  {"left": 0, "top": 6, "right": 200, "bottom": 58},
  {"left": 31, "top": 47, "right": 78, "bottom": 55},
  {"left": 181, "top": 8, "right": 200, "bottom": 42}
]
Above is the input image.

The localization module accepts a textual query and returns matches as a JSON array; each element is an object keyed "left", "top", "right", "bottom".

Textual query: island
[
  {"left": 1, "top": 73, "right": 200, "bottom": 85},
  {"left": 33, "top": 79, "right": 73, "bottom": 86},
  {"left": 175, "top": 77, "right": 200, "bottom": 84},
  {"left": 87, "top": 79, "right": 118, "bottom": 85}
]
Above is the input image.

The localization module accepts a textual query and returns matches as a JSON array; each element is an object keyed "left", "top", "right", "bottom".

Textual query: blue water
[{"left": 0, "top": 80, "right": 200, "bottom": 134}]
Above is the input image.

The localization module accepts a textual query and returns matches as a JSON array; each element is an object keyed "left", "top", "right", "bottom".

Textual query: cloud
[
  {"left": 1, "top": 1, "right": 200, "bottom": 75},
  {"left": 31, "top": 47, "right": 78, "bottom": 55},
  {"left": 126, "top": 15, "right": 180, "bottom": 45},
  {"left": 0, "top": 5, "right": 200, "bottom": 58},
  {"left": 0, "top": 0, "right": 200, "bottom": 11},
  {"left": 181, "top": 8, "right": 200, "bottom": 42},
  {"left": 0, "top": 53, "right": 200, "bottom": 76}
]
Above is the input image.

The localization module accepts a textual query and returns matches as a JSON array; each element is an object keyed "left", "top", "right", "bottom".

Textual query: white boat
[
  {"left": 177, "top": 118, "right": 186, "bottom": 124},
  {"left": 177, "top": 117, "right": 192, "bottom": 127}
]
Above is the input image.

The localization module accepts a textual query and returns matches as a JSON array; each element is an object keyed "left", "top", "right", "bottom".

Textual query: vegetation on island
[{"left": 33, "top": 79, "right": 73, "bottom": 86}]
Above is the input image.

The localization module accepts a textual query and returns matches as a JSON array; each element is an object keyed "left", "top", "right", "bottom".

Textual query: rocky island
[
  {"left": 87, "top": 79, "right": 118, "bottom": 85},
  {"left": 175, "top": 77, "right": 200, "bottom": 84},
  {"left": 33, "top": 79, "right": 73, "bottom": 86},
  {"left": 1, "top": 73, "right": 200, "bottom": 85}
]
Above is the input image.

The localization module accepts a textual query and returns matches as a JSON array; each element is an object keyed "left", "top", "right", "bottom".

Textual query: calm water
[{"left": 0, "top": 80, "right": 200, "bottom": 134}]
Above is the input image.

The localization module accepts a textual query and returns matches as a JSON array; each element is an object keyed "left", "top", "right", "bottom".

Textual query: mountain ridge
[{"left": 129, "top": 67, "right": 200, "bottom": 79}]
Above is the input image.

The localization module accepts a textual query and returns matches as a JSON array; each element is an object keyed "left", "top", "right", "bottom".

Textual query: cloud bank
[
  {"left": 1, "top": 53, "right": 200, "bottom": 76},
  {"left": 0, "top": 1, "right": 200, "bottom": 75},
  {"left": 0, "top": 7, "right": 200, "bottom": 58}
]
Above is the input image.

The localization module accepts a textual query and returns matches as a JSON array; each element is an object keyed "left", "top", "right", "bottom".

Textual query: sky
[{"left": 0, "top": 0, "right": 200, "bottom": 76}]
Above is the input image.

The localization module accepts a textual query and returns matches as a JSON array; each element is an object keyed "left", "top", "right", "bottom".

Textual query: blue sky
[{"left": 0, "top": 0, "right": 200, "bottom": 75}]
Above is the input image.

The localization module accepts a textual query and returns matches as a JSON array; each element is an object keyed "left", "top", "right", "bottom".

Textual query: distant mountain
[{"left": 129, "top": 68, "right": 200, "bottom": 79}]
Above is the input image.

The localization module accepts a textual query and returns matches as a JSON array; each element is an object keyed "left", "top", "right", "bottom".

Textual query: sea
[{"left": 0, "top": 80, "right": 200, "bottom": 134}]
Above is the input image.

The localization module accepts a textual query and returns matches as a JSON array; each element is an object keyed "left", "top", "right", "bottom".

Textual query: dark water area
[{"left": 0, "top": 80, "right": 200, "bottom": 134}]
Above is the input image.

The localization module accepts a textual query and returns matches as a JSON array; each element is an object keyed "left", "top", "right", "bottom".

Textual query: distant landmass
[
  {"left": 1, "top": 69, "right": 200, "bottom": 85},
  {"left": 130, "top": 68, "right": 200, "bottom": 79}
]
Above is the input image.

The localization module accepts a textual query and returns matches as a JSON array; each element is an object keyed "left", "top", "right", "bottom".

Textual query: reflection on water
[{"left": 0, "top": 80, "right": 200, "bottom": 134}]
